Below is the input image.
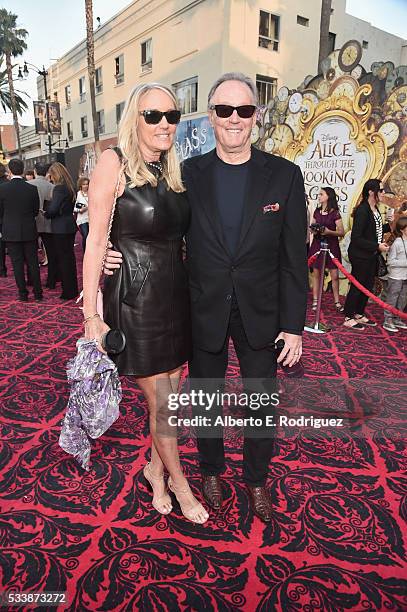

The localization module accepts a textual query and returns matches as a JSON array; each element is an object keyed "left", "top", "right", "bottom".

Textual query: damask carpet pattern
[{"left": 1, "top": 252, "right": 406, "bottom": 611}]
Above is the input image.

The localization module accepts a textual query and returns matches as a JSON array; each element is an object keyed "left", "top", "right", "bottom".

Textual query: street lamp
[{"left": 21, "top": 61, "right": 53, "bottom": 155}]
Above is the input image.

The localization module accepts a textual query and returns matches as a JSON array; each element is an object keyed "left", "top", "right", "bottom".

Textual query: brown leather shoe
[
  {"left": 201, "top": 475, "right": 223, "bottom": 510},
  {"left": 247, "top": 486, "right": 272, "bottom": 523}
]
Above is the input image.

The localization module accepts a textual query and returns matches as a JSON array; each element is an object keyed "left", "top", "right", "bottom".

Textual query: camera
[{"left": 310, "top": 222, "right": 325, "bottom": 237}]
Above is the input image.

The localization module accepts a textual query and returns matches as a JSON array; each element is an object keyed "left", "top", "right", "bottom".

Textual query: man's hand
[
  {"left": 104, "top": 242, "right": 123, "bottom": 275},
  {"left": 274, "top": 332, "right": 302, "bottom": 367}
]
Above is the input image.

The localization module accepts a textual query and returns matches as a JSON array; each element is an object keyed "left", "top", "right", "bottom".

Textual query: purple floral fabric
[{"left": 59, "top": 338, "right": 122, "bottom": 470}]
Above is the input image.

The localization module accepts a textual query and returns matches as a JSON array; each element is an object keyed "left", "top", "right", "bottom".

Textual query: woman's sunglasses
[
  {"left": 139, "top": 109, "right": 181, "bottom": 125},
  {"left": 209, "top": 104, "right": 256, "bottom": 118}
]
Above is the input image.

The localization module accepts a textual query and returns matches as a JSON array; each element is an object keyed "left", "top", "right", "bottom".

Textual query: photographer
[
  {"left": 74, "top": 177, "right": 89, "bottom": 252},
  {"left": 308, "top": 187, "right": 344, "bottom": 311}
]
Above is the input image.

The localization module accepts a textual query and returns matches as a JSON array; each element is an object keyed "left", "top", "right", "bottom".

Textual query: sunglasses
[
  {"left": 139, "top": 109, "right": 181, "bottom": 125},
  {"left": 209, "top": 104, "right": 256, "bottom": 118}
]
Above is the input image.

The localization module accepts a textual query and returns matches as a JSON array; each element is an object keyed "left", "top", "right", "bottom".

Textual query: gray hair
[{"left": 207, "top": 72, "right": 258, "bottom": 107}]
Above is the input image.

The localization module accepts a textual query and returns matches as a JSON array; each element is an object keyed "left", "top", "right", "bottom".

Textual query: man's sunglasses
[
  {"left": 209, "top": 104, "right": 256, "bottom": 118},
  {"left": 139, "top": 109, "right": 181, "bottom": 125}
]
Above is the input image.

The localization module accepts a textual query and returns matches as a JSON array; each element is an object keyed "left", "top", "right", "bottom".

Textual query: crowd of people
[
  {"left": 0, "top": 159, "right": 91, "bottom": 301},
  {"left": 307, "top": 180, "right": 407, "bottom": 332}
]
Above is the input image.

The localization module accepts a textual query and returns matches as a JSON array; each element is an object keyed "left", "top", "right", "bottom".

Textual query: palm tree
[
  {"left": 0, "top": 63, "right": 28, "bottom": 115},
  {"left": 0, "top": 60, "right": 28, "bottom": 156},
  {"left": 85, "top": 0, "right": 100, "bottom": 156},
  {"left": 318, "top": 0, "right": 332, "bottom": 74},
  {"left": 0, "top": 9, "right": 28, "bottom": 156}
]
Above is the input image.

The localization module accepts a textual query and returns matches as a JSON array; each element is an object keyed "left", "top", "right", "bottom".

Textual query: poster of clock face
[{"left": 249, "top": 39, "right": 407, "bottom": 228}]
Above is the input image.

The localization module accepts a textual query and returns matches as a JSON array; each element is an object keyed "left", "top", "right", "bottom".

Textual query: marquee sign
[{"left": 251, "top": 40, "right": 407, "bottom": 228}]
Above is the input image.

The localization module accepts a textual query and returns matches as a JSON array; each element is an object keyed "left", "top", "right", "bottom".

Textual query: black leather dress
[{"left": 103, "top": 170, "right": 191, "bottom": 376}]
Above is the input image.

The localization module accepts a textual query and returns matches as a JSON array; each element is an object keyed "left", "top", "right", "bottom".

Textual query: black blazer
[
  {"left": 44, "top": 184, "right": 77, "bottom": 234},
  {"left": 348, "top": 201, "right": 390, "bottom": 260},
  {"left": 183, "top": 147, "right": 308, "bottom": 352},
  {"left": 0, "top": 178, "right": 39, "bottom": 241}
]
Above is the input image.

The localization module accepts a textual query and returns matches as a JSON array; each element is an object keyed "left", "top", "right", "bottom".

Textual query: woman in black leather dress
[{"left": 82, "top": 83, "right": 208, "bottom": 524}]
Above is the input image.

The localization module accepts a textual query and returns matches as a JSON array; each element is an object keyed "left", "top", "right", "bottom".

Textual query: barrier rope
[{"left": 308, "top": 250, "right": 407, "bottom": 321}]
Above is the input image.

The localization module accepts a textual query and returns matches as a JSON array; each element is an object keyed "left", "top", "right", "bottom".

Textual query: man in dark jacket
[
  {"left": 0, "top": 163, "right": 8, "bottom": 276},
  {"left": 183, "top": 73, "right": 307, "bottom": 522},
  {"left": 0, "top": 158, "right": 42, "bottom": 301}
]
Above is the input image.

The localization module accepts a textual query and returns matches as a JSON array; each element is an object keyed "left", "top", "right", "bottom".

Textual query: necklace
[{"left": 145, "top": 160, "right": 163, "bottom": 175}]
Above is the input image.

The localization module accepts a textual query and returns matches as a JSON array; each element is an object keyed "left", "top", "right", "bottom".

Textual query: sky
[{"left": 1, "top": 0, "right": 406, "bottom": 126}]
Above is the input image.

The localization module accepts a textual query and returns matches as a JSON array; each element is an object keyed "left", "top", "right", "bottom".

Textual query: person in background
[
  {"left": 383, "top": 216, "right": 407, "bottom": 333},
  {"left": 343, "top": 179, "right": 390, "bottom": 330},
  {"left": 44, "top": 162, "right": 78, "bottom": 300},
  {"left": 0, "top": 158, "right": 42, "bottom": 301},
  {"left": 29, "top": 163, "right": 59, "bottom": 289},
  {"left": 74, "top": 177, "right": 89, "bottom": 252},
  {"left": 25, "top": 170, "right": 35, "bottom": 181},
  {"left": 394, "top": 201, "right": 407, "bottom": 225},
  {"left": 305, "top": 192, "right": 311, "bottom": 252},
  {"left": 0, "top": 163, "right": 8, "bottom": 277},
  {"left": 308, "top": 187, "right": 345, "bottom": 311}
]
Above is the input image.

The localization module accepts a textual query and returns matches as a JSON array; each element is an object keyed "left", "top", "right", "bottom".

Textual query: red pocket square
[{"left": 263, "top": 203, "right": 280, "bottom": 214}]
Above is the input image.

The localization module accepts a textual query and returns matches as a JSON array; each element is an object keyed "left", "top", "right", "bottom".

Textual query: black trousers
[
  {"left": 189, "top": 295, "right": 277, "bottom": 486},
  {"left": 7, "top": 240, "right": 42, "bottom": 298},
  {"left": 53, "top": 233, "right": 78, "bottom": 299},
  {"left": 344, "top": 256, "right": 377, "bottom": 318},
  {"left": 40, "top": 232, "right": 59, "bottom": 287},
  {"left": 78, "top": 222, "right": 89, "bottom": 253},
  {"left": 0, "top": 238, "right": 6, "bottom": 274}
]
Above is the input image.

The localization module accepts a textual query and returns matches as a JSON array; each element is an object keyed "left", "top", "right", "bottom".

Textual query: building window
[
  {"left": 328, "top": 32, "right": 336, "bottom": 54},
  {"left": 81, "top": 116, "right": 88, "bottom": 138},
  {"left": 172, "top": 76, "right": 198, "bottom": 114},
  {"left": 66, "top": 121, "right": 73, "bottom": 141},
  {"left": 115, "top": 54, "right": 124, "bottom": 85},
  {"left": 116, "top": 101, "right": 125, "bottom": 125},
  {"left": 362, "top": 40, "right": 369, "bottom": 49},
  {"left": 141, "top": 38, "right": 152, "bottom": 72},
  {"left": 297, "top": 15, "right": 309, "bottom": 27},
  {"left": 95, "top": 67, "right": 103, "bottom": 94},
  {"left": 259, "top": 11, "right": 280, "bottom": 51},
  {"left": 79, "top": 76, "right": 86, "bottom": 102},
  {"left": 97, "top": 110, "right": 105, "bottom": 134},
  {"left": 256, "top": 75, "right": 277, "bottom": 106},
  {"left": 65, "top": 85, "right": 71, "bottom": 106}
]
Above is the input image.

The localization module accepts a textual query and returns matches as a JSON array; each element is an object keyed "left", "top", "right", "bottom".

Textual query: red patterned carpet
[{"left": 1, "top": 245, "right": 407, "bottom": 611}]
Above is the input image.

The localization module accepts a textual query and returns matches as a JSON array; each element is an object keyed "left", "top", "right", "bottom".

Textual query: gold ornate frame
[{"left": 285, "top": 85, "right": 388, "bottom": 224}]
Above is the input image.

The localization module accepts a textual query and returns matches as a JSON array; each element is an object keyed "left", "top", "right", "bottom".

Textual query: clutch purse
[{"left": 376, "top": 253, "right": 388, "bottom": 278}]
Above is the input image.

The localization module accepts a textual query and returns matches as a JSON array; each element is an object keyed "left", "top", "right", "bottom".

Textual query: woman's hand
[
  {"left": 84, "top": 315, "right": 110, "bottom": 353},
  {"left": 378, "top": 242, "right": 389, "bottom": 253}
]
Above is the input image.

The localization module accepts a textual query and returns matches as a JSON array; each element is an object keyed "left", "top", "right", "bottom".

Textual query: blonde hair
[
  {"left": 48, "top": 162, "right": 75, "bottom": 201},
  {"left": 77, "top": 175, "right": 89, "bottom": 190},
  {"left": 117, "top": 82, "right": 184, "bottom": 193}
]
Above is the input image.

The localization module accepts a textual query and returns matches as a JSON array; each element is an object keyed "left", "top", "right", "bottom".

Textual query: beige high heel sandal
[
  {"left": 168, "top": 477, "right": 209, "bottom": 524},
  {"left": 143, "top": 463, "right": 173, "bottom": 515}
]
